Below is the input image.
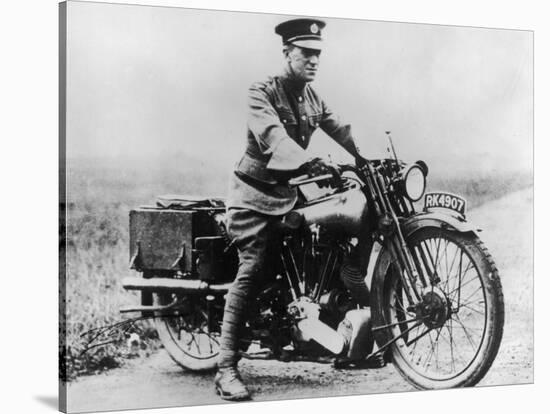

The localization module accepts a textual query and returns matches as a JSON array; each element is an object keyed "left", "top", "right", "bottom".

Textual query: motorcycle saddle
[{"left": 156, "top": 194, "right": 226, "bottom": 209}]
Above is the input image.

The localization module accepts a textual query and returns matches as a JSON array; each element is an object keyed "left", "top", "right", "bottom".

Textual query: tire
[
  {"left": 153, "top": 292, "right": 220, "bottom": 371},
  {"left": 371, "top": 227, "right": 504, "bottom": 389}
]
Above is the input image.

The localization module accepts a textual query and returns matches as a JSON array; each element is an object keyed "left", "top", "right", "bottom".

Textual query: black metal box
[{"left": 129, "top": 207, "right": 218, "bottom": 272}]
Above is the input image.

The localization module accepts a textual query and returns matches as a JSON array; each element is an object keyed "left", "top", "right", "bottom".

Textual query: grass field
[{"left": 60, "top": 157, "right": 532, "bottom": 381}]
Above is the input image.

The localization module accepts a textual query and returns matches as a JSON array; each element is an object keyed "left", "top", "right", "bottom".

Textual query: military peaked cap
[{"left": 275, "top": 18, "right": 326, "bottom": 50}]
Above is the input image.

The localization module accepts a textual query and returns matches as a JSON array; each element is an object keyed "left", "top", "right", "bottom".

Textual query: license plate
[{"left": 424, "top": 192, "right": 467, "bottom": 217}]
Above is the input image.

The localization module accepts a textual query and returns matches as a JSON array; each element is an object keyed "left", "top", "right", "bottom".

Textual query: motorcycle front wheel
[
  {"left": 371, "top": 227, "right": 504, "bottom": 389},
  {"left": 153, "top": 292, "right": 220, "bottom": 371}
]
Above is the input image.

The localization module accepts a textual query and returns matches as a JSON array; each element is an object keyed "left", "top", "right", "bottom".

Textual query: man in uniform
[{"left": 214, "top": 18, "right": 368, "bottom": 401}]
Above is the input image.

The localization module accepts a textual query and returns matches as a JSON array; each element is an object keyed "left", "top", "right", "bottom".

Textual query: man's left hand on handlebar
[{"left": 355, "top": 155, "right": 368, "bottom": 169}]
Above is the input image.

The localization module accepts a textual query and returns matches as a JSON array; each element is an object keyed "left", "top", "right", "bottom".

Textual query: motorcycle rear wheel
[
  {"left": 153, "top": 292, "right": 220, "bottom": 371},
  {"left": 372, "top": 227, "right": 504, "bottom": 389}
]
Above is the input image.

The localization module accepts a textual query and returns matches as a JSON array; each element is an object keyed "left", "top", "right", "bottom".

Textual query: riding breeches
[{"left": 217, "top": 208, "right": 280, "bottom": 368}]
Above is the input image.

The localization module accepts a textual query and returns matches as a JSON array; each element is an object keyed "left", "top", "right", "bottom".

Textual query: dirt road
[{"left": 66, "top": 188, "right": 533, "bottom": 413}]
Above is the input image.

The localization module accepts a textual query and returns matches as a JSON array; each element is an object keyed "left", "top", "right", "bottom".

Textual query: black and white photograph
[{"left": 58, "top": 1, "right": 533, "bottom": 412}]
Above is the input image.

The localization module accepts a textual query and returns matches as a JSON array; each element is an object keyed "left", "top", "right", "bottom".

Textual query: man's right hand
[
  {"left": 300, "top": 157, "right": 331, "bottom": 177},
  {"left": 273, "top": 157, "right": 340, "bottom": 186},
  {"left": 269, "top": 158, "right": 328, "bottom": 183},
  {"left": 298, "top": 158, "right": 343, "bottom": 188}
]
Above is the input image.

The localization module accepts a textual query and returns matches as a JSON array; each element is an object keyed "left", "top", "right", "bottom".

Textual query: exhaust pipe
[
  {"left": 121, "top": 276, "right": 232, "bottom": 293},
  {"left": 294, "top": 309, "right": 374, "bottom": 358},
  {"left": 290, "top": 297, "right": 346, "bottom": 355},
  {"left": 296, "top": 317, "right": 346, "bottom": 355},
  {"left": 290, "top": 298, "right": 374, "bottom": 357}
]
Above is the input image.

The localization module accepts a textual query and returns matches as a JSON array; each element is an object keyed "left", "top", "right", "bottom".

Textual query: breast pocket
[
  {"left": 308, "top": 112, "right": 323, "bottom": 130},
  {"left": 278, "top": 109, "right": 297, "bottom": 126}
]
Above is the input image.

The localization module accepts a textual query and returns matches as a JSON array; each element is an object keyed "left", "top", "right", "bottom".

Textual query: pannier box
[{"left": 129, "top": 207, "right": 221, "bottom": 273}]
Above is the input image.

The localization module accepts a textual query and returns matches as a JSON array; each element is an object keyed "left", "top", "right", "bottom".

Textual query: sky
[{"left": 65, "top": 1, "right": 533, "bottom": 174}]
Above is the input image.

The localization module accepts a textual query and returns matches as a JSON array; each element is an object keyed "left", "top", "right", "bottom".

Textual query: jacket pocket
[
  {"left": 308, "top": 112, "right": 323, "bottom": 129},
  {"left": 277, "top": 108, "right": 297, "bottom": 126}
]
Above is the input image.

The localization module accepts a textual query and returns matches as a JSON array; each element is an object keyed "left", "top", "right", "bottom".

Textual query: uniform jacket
[{"left": 226, "top": 72, "right": 357, "bottom": 215}]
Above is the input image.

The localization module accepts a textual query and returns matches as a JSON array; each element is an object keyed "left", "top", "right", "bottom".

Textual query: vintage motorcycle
[{"left": 121, "top": 135, "right": 504, "bottom": 390}]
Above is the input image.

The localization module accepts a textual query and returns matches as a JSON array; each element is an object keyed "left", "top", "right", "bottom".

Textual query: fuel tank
[{"left": 294, "top": 186, "right": 368, "bottom": 235}]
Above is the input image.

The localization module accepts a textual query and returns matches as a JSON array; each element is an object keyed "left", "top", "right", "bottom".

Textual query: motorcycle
[{"left": 121, "top": 134, "right": 504, "bottom": 390}]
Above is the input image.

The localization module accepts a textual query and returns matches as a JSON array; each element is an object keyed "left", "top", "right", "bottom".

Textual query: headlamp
[{"left": 402, "top": 163, "right": 427, "bottom": 202}]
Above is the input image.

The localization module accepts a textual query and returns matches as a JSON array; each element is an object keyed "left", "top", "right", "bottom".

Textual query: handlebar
[
  {"left": 288, "top": 173, "right": 334, "bottom": 187},
  {"left": 287, "top": 162, "right": 369, "bottom": 188}
]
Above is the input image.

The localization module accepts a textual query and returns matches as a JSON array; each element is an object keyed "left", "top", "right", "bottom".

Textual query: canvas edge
[{"left": 59, "top": 1, "right": 68, "bottom": 413}]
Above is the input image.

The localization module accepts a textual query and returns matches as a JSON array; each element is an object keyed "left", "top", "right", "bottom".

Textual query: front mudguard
[{"left": 402, "top": 210, "right": 480, "bottom": 238}]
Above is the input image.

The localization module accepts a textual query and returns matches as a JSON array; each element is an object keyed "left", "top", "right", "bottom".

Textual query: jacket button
[
  {"left": 283, "top": 119, "right": 287, "bottom": 123},
  {"left": 301, "top": 115, "right": 306, "bottom": 121},
  {"left": 298, "top": 96, "right": 303, "bottom": 102},
  {"left": 301, "top": 136, "right": 305, "bottom": 140}
]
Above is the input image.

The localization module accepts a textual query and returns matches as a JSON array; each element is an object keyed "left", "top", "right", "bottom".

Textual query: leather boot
[{"left": 214, "top": 366, "right": 251, "bottom": 401}]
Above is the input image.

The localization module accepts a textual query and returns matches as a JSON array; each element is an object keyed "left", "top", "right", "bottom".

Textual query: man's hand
[
  {"left": 275, "top": 157, "right": 343, "bottom": 187},
  {"left": 270, "top": 157, "right": 331, "bottom": 183},
  {"left": 355, "top": 155, "right": 368, "bottom": 169},
  {"left": 298, "top": 158, "right": 343, "bottom": 188},
  {"left": 301, "top": 157, "right": 331, "bottom": 177}
]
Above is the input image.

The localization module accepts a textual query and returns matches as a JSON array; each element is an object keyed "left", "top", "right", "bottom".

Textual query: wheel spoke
[
  {"left": 157, "top": 297, "right": 220, "bottom": 360},
  {"left": 452, "top": 314, "right": 479, "bottom": 353},
  {"left": 456, "top": 298, "right": 486, "bottom": 312},
  {"left": 392, "top": 283, "right": 416, "bottom": 318},
  {"left": 406, "top": 326, "right": 432, "bottom": 347},
  {"left": 434, "top": 326, "right": 443, "bottom": 371},
  {"left": 448, "top": 270, "right": 478, "bottom": 298},
  {"left": 456, "top": 285, "right": 483, "bottom": 306},
  {"left": 450, "top": 317, "right": 484, "bottom": 333},
  {"left": 458, "top": 302, "right": 485, "bottom": 316},
  {"left": 446, "top": 318, "right": 456, "bottom": 372},
  {"left": 435, "top": 239, "right": 449, "bottom": 276},
  {"left": 410, "top": 323, "right": 423, "bottom": 354},
  {"left": 380, "top": 321, "right": 424, "bottom": 354},
  {"left": 421, "top": 241, "right": 436, "bottom": 281},
  {"left": 189, "top": 333, "right": 201, "bottom": 354},
  {"left": 373, "top": 317, "right": 421, "bottom": 332},
  {"left": 433, "top": 236, "right": 443, "bottom": 281},
  {"left": 456, "top": 251, "right": 464, "bottom": 304},
  {"left": 442, "top": 244, "right": 460, "bottom": 293},
  {"left": 443, "top": 240, "right": 450, "bottom": 288},
  {"left": 449, "top": 316, "right": 472, "bottom": 366},
  {"left": 423, "top": 331, "right": 438, "bottom": 368},
  {"left": 446, "top": 256, "right": 474, "bottom": 300}
]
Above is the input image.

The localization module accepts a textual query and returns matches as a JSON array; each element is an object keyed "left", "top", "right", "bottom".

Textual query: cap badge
[{"left": 310, "top": 23, "right": 319, "bottom": 34}]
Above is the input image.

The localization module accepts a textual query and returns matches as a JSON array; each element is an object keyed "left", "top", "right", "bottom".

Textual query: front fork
[
  {"left": 380, "top": 218, "right": 429, "bottom": 306},
  {"left": 363, "top": 163, "right": 426, "bottom": 306}
]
